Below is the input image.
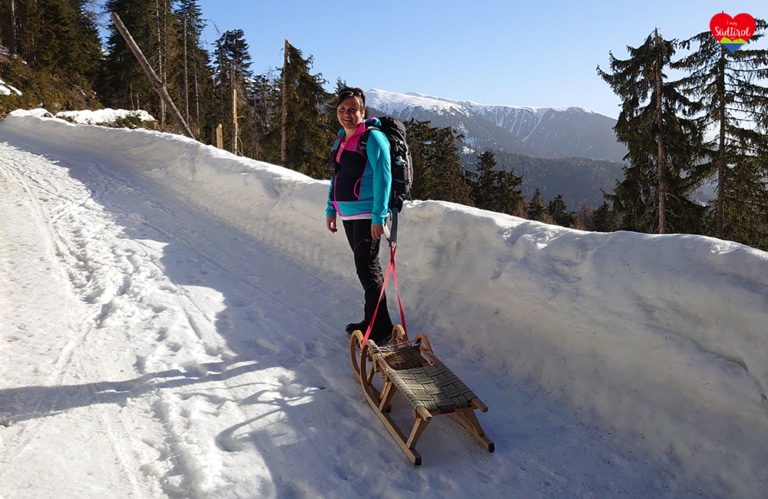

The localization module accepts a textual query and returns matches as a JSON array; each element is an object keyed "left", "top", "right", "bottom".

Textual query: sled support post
[{"left": 350, "top": 327, "right": 494, "bottom": 466}]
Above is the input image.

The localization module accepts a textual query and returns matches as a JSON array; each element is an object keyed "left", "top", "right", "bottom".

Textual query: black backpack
[{"left": 360, "top": 117, "right": 413, "bottom": 213}]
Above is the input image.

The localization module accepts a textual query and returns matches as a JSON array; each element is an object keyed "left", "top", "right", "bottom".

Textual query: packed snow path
[
  {"left": 1, "top": 114, "right": 766, "bottom": 497},
  {"left": 0, "top": 138, "right": 367, "bottom": 497}
]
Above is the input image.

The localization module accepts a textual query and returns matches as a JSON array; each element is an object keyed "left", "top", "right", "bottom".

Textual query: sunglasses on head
[{"left": 337, "top": 87, "right": 365, "bottom": 106}]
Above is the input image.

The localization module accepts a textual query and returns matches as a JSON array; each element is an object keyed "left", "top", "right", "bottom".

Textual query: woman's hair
[{"left": 335, "top": 87, "right": 366, "bottom": 109}]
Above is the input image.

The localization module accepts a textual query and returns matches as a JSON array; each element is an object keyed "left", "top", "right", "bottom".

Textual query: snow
[
  {"left": 368, "top": 88, "right": 469, "bottom": 115},
  {"left": 367, "top": 89, "right": 600, "bottom": 148},
  {"left": 55, "top": 108, "right": 156, "bottom": 126},
  {"left": 0, "top": 78, "right": 22, "bottom": 97},
  {"left": 368, "top": 88, "right": 595, "bottom": 120},
  {"left": 0, "top": 109, "right": 766, "bottom": 498}
]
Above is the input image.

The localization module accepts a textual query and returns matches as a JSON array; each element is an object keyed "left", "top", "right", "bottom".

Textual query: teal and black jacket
[{"left": 326, "top": 118, "right": 391, "bottom": 225}]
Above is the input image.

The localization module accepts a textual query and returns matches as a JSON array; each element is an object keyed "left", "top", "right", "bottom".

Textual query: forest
[{"left": 1, "top": 1, "right": 767, "bottom": 250}]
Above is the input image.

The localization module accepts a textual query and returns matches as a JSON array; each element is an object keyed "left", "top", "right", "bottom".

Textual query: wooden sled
[{"left": 350, "top": 325, "right": 494, "bottom": 466}]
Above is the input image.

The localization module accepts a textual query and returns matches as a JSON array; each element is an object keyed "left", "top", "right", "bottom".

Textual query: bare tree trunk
[
  {"left": 281, "top": 38, "right": 288, "bottom": 164},
  {"left": 654, "top": 28, "right": 666, "bottom": 234},
  {"left": 9, "top": 0, "right": 17, "bottom": 54},
  {"left": 183, "top": 16, "right": 190, "bottom": 124},
  {"left": 155, "top": 0, "right": 166, "bottom": 129},
  {"left": 716, "top": 50, "right": 727, "bottom": 238},
  {"left": 110, "top": 12, "right": 195, "bottom": 139},
  {"left": 193, "top": 63, "right": 201, "bottom": 137}
]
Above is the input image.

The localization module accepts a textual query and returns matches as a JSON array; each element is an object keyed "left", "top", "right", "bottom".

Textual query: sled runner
[{"left": 350, "top": 326, "right": 494, "bottom": 466}]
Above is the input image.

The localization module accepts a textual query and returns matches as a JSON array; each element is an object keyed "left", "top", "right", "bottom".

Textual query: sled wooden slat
[{"left": 350, "top": 327, "right": 494, "bottom": 466}]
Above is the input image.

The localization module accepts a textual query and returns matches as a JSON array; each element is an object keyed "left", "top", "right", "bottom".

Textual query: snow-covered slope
[{"left": 1, "top": 110, "right": 766, "bottom": 498}]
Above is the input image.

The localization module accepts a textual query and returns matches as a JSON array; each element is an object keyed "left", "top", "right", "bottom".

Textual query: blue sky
[{"left": 196, "top": 1, "right": 767, "bottom": 118}]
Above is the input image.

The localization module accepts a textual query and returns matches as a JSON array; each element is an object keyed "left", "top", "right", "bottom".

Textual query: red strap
[
  {"left": 363, "top": 245, "right": 408, "bottom": 345},
  {"left": 391, "top": 246, "right": 408, "bottom": 335}
]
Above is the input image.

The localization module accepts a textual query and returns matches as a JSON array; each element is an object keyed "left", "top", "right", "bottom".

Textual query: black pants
[{"left": 342, "top": 219, "right": 392, "bottom": 329}]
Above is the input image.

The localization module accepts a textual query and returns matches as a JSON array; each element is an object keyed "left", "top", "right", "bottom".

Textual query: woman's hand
[
  {"left": 326, "top": 216, "right": 338, "bottom": 233},
  {"left": 371, "top": 224, "right": 385, "bottom": 240}
]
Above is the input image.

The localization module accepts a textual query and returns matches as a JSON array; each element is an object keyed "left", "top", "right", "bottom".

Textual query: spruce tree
[
  {"left": 676, "top": 19, "right": 768, "bottom": 247},
  {"left": 526, "top": 188, "right": 550, "bottom": 223},
  {"left": 173, "top": 0, "right": 214, "bottom": 138},
  {"left": 407, "top": 120, "right": 473, "bottom": 206},
  {"left": 573, "top": 201, "right": 594, "bottom": 230},
  {"left": 598, "top": 29, "right": 705, "bottom": 234},
  {"left": 0, "top": 0, "right": 102, "bottom": 111},
  {"left": 249, "top": 71, "right": 282, "bottom": 161},
  {"left": 470, "top": 150, "right": 498, "bottom": 210},
  {"left": 2, "top": 0, "right": 101, "bottom": 80},
  {"left": 470, "top": 151, "right": 523, "bottom": 215},
  {"left": 101, "top": 0, "right": 182, "bottom": 122},
  {"left": 548, "top": 194, "right": 574, "bottom": 227},
  {"left": 211, "top": 29, "right": 253, "bottom": 154},
  {"left": 592, "top": 201, "right": 618, "bottom": 232},
  {"left": 0, "top": 0, "right": 16, "bottom": 54},
  {"left": 278, "top": 42, "right": 331, "bottom": 177}
]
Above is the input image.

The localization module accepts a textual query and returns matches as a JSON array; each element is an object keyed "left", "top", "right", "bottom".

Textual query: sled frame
[{"left": 350, "top": 326, "right": 494, "bottom": 466}]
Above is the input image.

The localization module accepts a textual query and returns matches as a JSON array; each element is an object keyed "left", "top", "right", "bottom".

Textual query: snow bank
[
  {"left": 3, "top": 109, "right": 767, "bottom": 495},
  {"left": 55, "top": 108, "right": 155, "bottom": 126}
]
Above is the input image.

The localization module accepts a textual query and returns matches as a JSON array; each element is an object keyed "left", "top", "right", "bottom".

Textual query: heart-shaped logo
[{"left": 710, "top": 12, "right": 756, "bottom": 53}]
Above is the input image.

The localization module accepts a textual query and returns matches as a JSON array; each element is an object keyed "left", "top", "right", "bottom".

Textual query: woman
[{"left": 325, "top": 87, "right": 393, "bottom": 345}]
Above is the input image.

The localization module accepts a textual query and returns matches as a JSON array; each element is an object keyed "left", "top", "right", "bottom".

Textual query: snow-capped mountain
[
  {"left": 367, "top": 88, "right": 626, "bottom": 208},
  {"left": 367, "top": 88, "right": 626, "bottom": 163}
]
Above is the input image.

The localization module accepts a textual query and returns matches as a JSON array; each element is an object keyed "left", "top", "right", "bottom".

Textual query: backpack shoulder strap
[{"left": 359, "top": 121, "right": 381, "bottom": 156}]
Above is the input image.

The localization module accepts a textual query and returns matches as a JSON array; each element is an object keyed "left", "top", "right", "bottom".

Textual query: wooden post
[
  {"left": 232, "top": 84, "right": 238, "bottom": 154},
  {"left": 216, "top": 124, "right": 223, "bottom": 149},
  {"left": 110, "top": 12, "right": 195, "bottom": 140}
]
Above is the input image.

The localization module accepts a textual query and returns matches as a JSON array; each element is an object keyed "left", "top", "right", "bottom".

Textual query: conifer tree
[
  {"left": 722, "top": 155, "right": 768, "bottom": 249},
  {"left": 592, "top": 201, "right": 618, "bottom": 232},
  {"left": 102, "top": 0, "right": 182, "bottom": 123},
  {"left": 407, "top": 120, "right": 473, "bottom": 206},
  {"left": 548, "top": 194, "right": 574, "bottom": 227},
  {"left": 676, "top": 19, "right": 768, "bottom": 246},
  {"left": 470, "top": 151, "right": 523, "bottom": 215},
  {"left": 495, "top": 165, "right": 524, "bottom": 216},
  {"left": 173, "top": 0, "right": 214, "bottom": 138},
  {"left": 573, "top": 201, "right": 594, "bottom": 230},
  {"left": 2, "top": 0, "right": 101, "bottom": 80},
  {"left": 0, "top": 0, "right": 17, "bottom": 54},
  {"left": 0, "top": 0, "right": 102, "bottom": 111},
  {"left": 267, "top": 41, "right": 335, "bottom": 178},
  {"left": 249, "top": 71, "right": 282, "bottom": 161},
  {"left": 277, "top": 42, "right": 331, "bottom": 177},
  {"left": 470, "top": 150, "right": 498, "bottom": 210},
  {"left": 598, "top": 29, "right": 705, "bottom": 234},
  {"left": 526, "top": 188, "right": 551, "bottom": 223},
  {"left": 211, "top": 29, "right": 253, "bottom": 154}
]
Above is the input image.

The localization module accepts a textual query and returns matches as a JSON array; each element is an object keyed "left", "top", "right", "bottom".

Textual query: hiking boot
[
  {"left": 369, "top": 324, "right": 393, "bottom": 347},
  {"left": 345, "top": 321, "right": 368, "bottom": 335}
]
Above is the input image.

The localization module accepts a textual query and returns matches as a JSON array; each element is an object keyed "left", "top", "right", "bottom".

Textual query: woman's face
[{"left": 336, "top": 96, "right": 364, "bottom": 131}]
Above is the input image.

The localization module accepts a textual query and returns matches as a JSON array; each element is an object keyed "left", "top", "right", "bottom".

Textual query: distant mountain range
[{"left": 366, "top": 89, "right": 627, "bottom": 208}]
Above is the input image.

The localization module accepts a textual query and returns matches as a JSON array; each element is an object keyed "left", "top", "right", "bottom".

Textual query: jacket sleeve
[
  {"left": 365, "top": 129, "right": 391, "bottom": 225},
  {"left": 326, "top": 177, "right": 336, "bottom": 218},
  {"left": 325, "top": 138, "right": 340, "bottom": 218}
]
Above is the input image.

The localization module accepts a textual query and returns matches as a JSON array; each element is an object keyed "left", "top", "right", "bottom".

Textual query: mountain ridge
[
  {"left": 366, "top": 88, "right": 626, "bottom": 208},
  {"left": 366, "top": 88, "right": 627, "bottom": 163}
]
